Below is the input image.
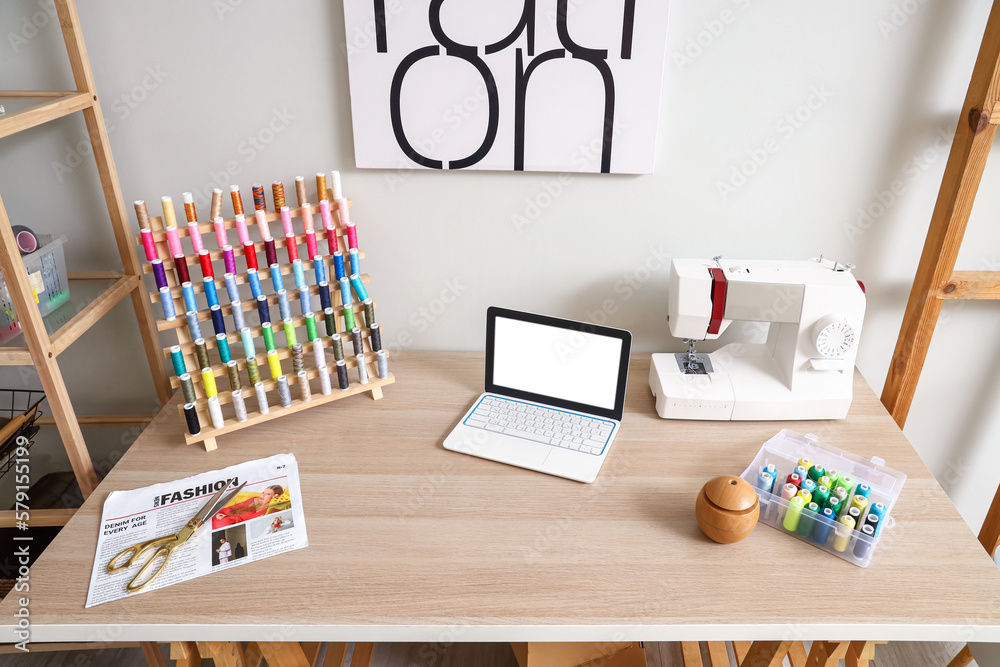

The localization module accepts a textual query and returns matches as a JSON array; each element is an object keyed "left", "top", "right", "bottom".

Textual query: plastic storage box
[
  {"left": 0, "top": 234, "right": 70, "bottom": 343},
  {"left": 740, "top": 429, "right": 906, "bottom": 567}
]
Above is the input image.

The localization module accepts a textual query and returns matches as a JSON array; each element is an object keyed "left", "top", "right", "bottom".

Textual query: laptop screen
[{"left": 485, "top": 307, "right": 632, "bottom": 421}]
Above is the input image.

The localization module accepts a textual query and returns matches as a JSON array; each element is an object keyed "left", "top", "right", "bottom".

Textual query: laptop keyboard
[{"left": 464, "top": 395, "right": 614, "bottom": 456}]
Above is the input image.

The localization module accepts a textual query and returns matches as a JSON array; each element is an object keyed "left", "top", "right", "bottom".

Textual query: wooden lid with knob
[{"left": 696, "top": 475, "right": 760, "bottom": 544}]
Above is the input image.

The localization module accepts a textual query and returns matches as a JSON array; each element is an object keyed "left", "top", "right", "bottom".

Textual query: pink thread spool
[
  {"left": 337, "top": 198, "right": 350, "bottom": 226},
  {"left": 319, "top": 200, "right": 333, "bottom": 230},
  {"left": 346, "top": 223, "right": 358, "bottom": 251},
  {"left": 305, "top": 230, "right": 318, "bottom": 260},
  {"left": 285, "top": 233, "right": 299, "bottom": 262},
  {"left": 223, "top": 245, "right": 236, "bottom": 275},
  {"left": 187, "top": 222, "right": 204, "bottom": 254},
  {"left": 165, "top": 226, "right": 182, "bottom": 258},
  {"left": 280, "top": 206, "right": 293, "bottom": 237},
  {"left": 140, "top": 228, "right": 158, "bottom": 262},
  {"left": 213, "top": 217, "right": 228, "bottom": 248},
  {"left": 255, "top": 209, "right": 270, "bottom": 241},
  {"left": 235, "top": 214, "right": 251, "bottom": 246}
]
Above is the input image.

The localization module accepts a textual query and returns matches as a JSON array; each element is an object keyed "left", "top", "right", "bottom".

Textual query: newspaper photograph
[{"left": 85, "top": 453, "right": 307, "bottom": 607}]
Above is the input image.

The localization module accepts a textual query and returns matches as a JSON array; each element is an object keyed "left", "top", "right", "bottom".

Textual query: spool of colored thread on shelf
[
  {"left": 159, "top": 287, "right": 176, "bottom": 321},
  {"left": 280, "top": 206, "right": 293, "bottom": 236},
  {"left": 223, "top": 245, "right": 236, "bottom": 275},
  {"left": 847, "top": 506, "right": 862, "bottom": 529},
  {"left": 195, "top": 338, "right": 210, "bottom": 369},
  {"left": 181, "top": 282, "right": 197, "bottom": 313},
  {"left": 213, "top": 216, "right": 228, "bottom": 248},
  {"left": 369, "top": 322, "right": 382, "bottom": 352},
  {"left": 316, "top": 172, "right": 328, "bottom": 201},
  {"left": 319, "top": 282, "right": 331, "bottom": 311},
  {"left": 277, "top": 375, "right": 292, "bottom": 408},
  {"left": 173, "top": 254, "right": 190, "bottom": 284},
  {"left": 283, "top": 318, "right": 297, "bottom": 347},
  {"left": 338, "top": 277, "right": 351, "bottom": 305},
  {"left": 180, "top": 373, "right": 196, "bottom": 403},
  {"left": 794, "top": 465, "right": 809, "bottom": 482},
  {"left": 314, "top": 256, "right": 327, "bottom": 285},
  {"left": 235, "top": 214, "right": 250, "bottom": 246},
  {"left": 812, "top": 507, "right": 836, "bottom": 544},
  {"left": 267, "top": 349, "right": 281, "bottom": 379},
  {"left": 226, "top": 359, "right": 240, "bottom": 390},
  {"left": 240, "top": 327, "right": 254, "bottom": 358},
  {"left": 318, "top": 364, "right": 332, "bottom": 395},
  {"left": 320, "top": 198, "right": 334, "bottom": 230},
  {"left": 295, "top": 176, "right": 307, "bottom": 207},
  {"left": 783, "top": 495, "right": 805, "bottom": 532},
  {"left": 170, "top": 345, "right": 186, "bottom": 376},
  {"left": 813, "top": 485, "right": 830, "bottom": 508},
  {"left": 201, "top": 367, "right": 218, "bottom": 398},
  {"left": 331, "top": 333, "right": 345, "bottom": 362},
  {"left": 254, "top": 381, "right": 269, "bottom": 414},
  {"left": 333, "top": 251, "right": 346, "bottom": 281},
  {"left": 350, "top": 274, "right": 368, "bottom": 302},
  {"left": 850, "top": 494, "right": 868, "bottom": 516},
  {"left": 357, "top": 354, "right": 369, "bottom": 384},
  {"left": 796, "top": 489, "right": 812, "bottom": 505},
  {"left": 210, "top": 188, "right": 223, "bottom": 220},
  {"left": 797, "top": 458, "right": 812, "bottom": 472},
  {"left": 854, "top": 523, "right": 875, "bottom": 559},
  {"left": 199, "top": 250, "right": 214, "bottom": 280},
  {"left": 208, "top": 395, "right": 224, "bottom": 429},
  {"left": 272, "top": 181, "right": 286, "bottom": 210},
  {"left": 246, "top": 355, "right": 261, "bottom": 385},
  {"left": 224, "top": 273, "right": 239, "bottom": 302},
  {"left": 826, "top": 469, "right": 841, "bottom": 489},
  {"left": 188, "top": 222, "right": 204, "bottom": 254},
  {"left": 376, "top": 349, "right": 389, "bottom": 379},
  {"left": 247, "top": 268, "right": 263, "bottom": 299},
  {"left": 866, "top": 502, "right": 887, "bottom": 536},
  {"left": 305, "top": 230, "right": 318, "bottom": 260},
  {"left": 216, "top": 333, "right": 232, "bottom": 363},
  {"left": 798, "top": 501, "right": 819, "bottom": 537},
  {"left": 351, "top": 327, "right": 363, "bottom": 356},
  {"left": 800, "top": 478, "right": 817, "bottom": 495},
  {"left": 253, "top": 184, "right": 267, "bottom": 211},
  {"left": 833, "top": 515, "right": 856, "bottom": 552},
  {"left": 363, "top": 299, "right": 375, "bottom": 328},
  {"left": 151, "top": 259, "right": 168, "bottom": 291},
  {"left": 780, "top": 483, "right": 797, "bottom": 501},
  {"left": 264, "top": 237, "right": 278, "bottom": 266},
  {"left": 762, "top": 464, "right": 777, "bottom": 492},
  {"left": 336, "top": 359, "right": 349, "bottom": 390},
  {"left": 808, "top": 464, "right": 826, "bottom": 483},
  {"left": 332, "top": 170, "right": 344, "bottom": 201},
  {"left": 346, "top": 223, "right": 358, "bottom": 251},
  {"left": 134, "top": 198, "right": 152, "bottom": 229},
  {"left": 254, "top": 209, "right": 270, "bottom": 242},
  {"left": 230, "top": 184, "right": 244, "bottom": 216},
  {"left": 164, "top": 224, "right": 182, "bottom": 259},
  {"left": 854, "top": 483, "right": 871, "bottom": 500},
  {"left": 324, "top": 307, "right": 337, "bottom": 336},
  {"left": 210, "top": 305, "right": 226, "bottom": 336},
  {"left": 349, "top": 248, "right": 360, "bottom": 275},
  {"left": 285, "top": 233, "right": 299, "bottom": 263},
  {"left": 292, "top": 260, "right": 305, "bottom": 289},
  {"left": 755, "top": 471, "right": 773, "bottom": 494},
  {"left": 836, "top": 475, "right": 855, "bottom": 495},
  {"left": 343, "top": 306, "right": 355, "bottom": 335},
  {"left": 184, "top": 402, "right": 200, "bottom": 435},
  {"left": 262, "top": 322, "right": 276, "bottom": 351},
  {"left": 277, "top": 289, "right": 291, "bottom": 320},
  {"left": 298, "top": 286, "right": 311, "bottom": 315},
  {"left": 298, "top": 370, "right": 311, "bottom": 402},
  {"left": 312, "top": 338, "right": 324, "bottom": 367},
  {"left": 270, "top": 263, "right": 284, "bottom": 292},
  {"left": 302, "top": 203, "right": 315, "bottom": 234},
  {"left": 292, "top": 343, "right": 305, "bottom": 374},
  {"left": 182, "top": 192, "right": 197, "bottom": 222},
  {"left": 257, "top": 295, "right": 271, "bottom": 326},
  {"left": 231, "top": 301, "right": 245, "bottom": 331},
  {"left": 825, "top": 495, "right": 841, "bottom": 516},
  {"left": 186, "top": 311, "right": 203, "bottom": 341},
  {"left": 140, "top": 228, "right": 158, "bottom": 262},
  {"left": 232, "top": 389, "right": 248, "bottom": 423},
  {"left": 204, "top": 276, "right": 219, "bottom": 308},
  {"left": 817, "top": 475, "right": 832, "bottom": 491},
  {"left": 305, "top": 312, "right": 318, "bottom": 341}
]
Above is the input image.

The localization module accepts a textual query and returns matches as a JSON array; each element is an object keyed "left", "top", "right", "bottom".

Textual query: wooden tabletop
[{"left": 4, "top": 351, "right": 1000, "bottom": 644}]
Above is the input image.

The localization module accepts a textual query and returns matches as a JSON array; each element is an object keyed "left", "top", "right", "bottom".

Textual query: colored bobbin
[
  {"left": 376, "top": 349, "right": 389, "bottom": 379},
  {"left": 184, "top": 402, "right": 201, "bottom": 435},
  {"left": 277, "top": 375, "right": 292, "bottom": 408},
  {"left": 232, "top": 390, "right": 248, "bottom": 423},
  {"left": 255, "top": 381, "right": 269, "bottom": 414},
  {"left": 336, "top": 359, "right": 349, "bottom": 390},
  {"left": 298, "top": 370, "right": 311, "bottom": 402}
]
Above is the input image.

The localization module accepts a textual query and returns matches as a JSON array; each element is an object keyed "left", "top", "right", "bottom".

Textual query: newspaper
[{"left": 85, "top": 453, "right": 307, "bottom": 607}]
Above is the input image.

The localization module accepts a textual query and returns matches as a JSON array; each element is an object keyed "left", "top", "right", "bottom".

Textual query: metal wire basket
[{"left": 0, "top": 388, "right": 45, "bottom": 479}]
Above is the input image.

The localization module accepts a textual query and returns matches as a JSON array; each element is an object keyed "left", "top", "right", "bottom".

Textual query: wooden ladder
[{"left": 679, "top": 641, "right": 883, "bottom": 667}]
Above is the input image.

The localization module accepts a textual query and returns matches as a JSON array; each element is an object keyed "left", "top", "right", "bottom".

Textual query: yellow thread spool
[
  {"left": 267, "top": 349, "right": 282, "bottom": 379},
  {"left": 796, "top": 489, "right": 812, "bottom": 505},
  {"left": 851, "top": 494, "right": 868, "bottom": 514},
  {"left": 833, "top": 515, "right": 856, "bottom": 552},
  {"left": 201, "top": 368, "right": 217, "bottom": 398},
  {"left": 161, "top": 196, "right": 176, "bottom": 228},
  {"left": 797, "top": 457, "right": 812, "bottom": 473}
]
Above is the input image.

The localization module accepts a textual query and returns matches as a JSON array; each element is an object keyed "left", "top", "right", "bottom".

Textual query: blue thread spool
[
  {"left": 339, "top": 277, "right": 351, "bottom": 306},
  {"left": 333, "top": 251, "right": 345, "bottom": 281},
  {"left": 210, "top": 304, "right": 226, "bottom": 335},
  {"left": 763, "top": 464, "right": 778, "bottom": 493},
  {"left": 349, "top": 248, "right": 359, "bottom": 275},
  {"left": 270, "top": 263, "right": 284, "bottom": 292},
  {"left": 319, "top": 282, "right": 331, "bottom": 310},
  {"left": 866, "top": 502, "right": 887, "bottom": 536},
  {"left": 299, "top": 286, "right": 311, "bottom": 315},
  {"left": 794, "top": 465, "right": 809, "bottom": 482},
  {"left": 292, "top": 259, "right": 305, "bottom": 289},
  {"left": 231, "top": 301, "right": 245, "bottom": 331},
  {"left": 277, "top": 289, "right": 291, "bottom": 320},
  {"left": 350, "top": 273, "right": 368, "bottom": 302},
  {"left": 256, "top": 295, "right": 270, "bottom": 325},
  {"left": 181, "top": 281, "right": 197, "bottom": 312},
  {"left": 240, "top": 327, "right": 254, "bottom": 358},
  {"left": 216, "top": 332, "right": 232, "bottom": 363},
  {"left": 170, "top": 345, "right": 186, "bottom": 376},
  {"left": 314, "top": 255, "right": 327, "bottom": 284},
  {"left": 186, "top": 311, "right": 202, "bottom": 341},
  {"left": 224, "top": 272, "right": 239, "bottom": 302},
  {"left": 247, "top": 268, "right": 263, "bottom": 299},
  {"left": 159, "top": 287, "right": 176, "bottom": 320},
  {"left": 854, "top": 483, "right": 871, "bottom": 500},
  {"left": 203, "top": 277, "right": 219, "bottom": 308},
  {"left": 812, "top": 507, "right": 836, "bottom": 544},
  {"left": 801, "top": 478, "right": 817, "bottom": 495},
  {"left": 756, "top": 470, "right": 773, "bottom": 494}
]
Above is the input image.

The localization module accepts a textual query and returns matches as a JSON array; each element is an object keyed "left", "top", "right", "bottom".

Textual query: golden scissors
[{"left": 107, "top": 480, "right": 246, "bottom": 593}]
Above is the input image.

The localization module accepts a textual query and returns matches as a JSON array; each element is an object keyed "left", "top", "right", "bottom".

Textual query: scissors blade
[
  {"left": 205, "top": 481, "right": 248, "bottom": 518},
  {"left": 189, "top": 480, "right": 240, "bottom": 524}
]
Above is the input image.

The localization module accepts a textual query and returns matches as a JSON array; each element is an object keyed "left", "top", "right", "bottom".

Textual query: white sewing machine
[{"left": 649, "top": 257, "right": 866, "bottom": 420}]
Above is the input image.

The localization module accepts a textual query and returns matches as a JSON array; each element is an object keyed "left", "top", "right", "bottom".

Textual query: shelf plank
[
  {"left": 0, "top": 346, "right": 32, "bottom": 365},
  {"left": 0, "top": 92, "right": 92, "bottom": 140},
  {"left": 0, "top": 508, "right": 76, "bottom": 528},
  {"left": 0, "top": 90, "right": 77, "bottom": 98},
  {"left": 50, "top": 274, "right": 139, "bottom": 356},
  {"left": 37, "top": 413, "right": 155, "bottom": 426},
  {"left": 937, "top": 270, "right": 1000, "bottom": 299}
]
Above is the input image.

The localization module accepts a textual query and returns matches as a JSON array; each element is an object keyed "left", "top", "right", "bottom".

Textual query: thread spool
[
  {"left": 333, "top": 251, "right": 345, "bottom": 281},
  {"left": 376, "top": 349, "right": 389, "bottom": 379},
  {"left": 210, "top": 188, "right": 223, "bottom": 220},
  {"left": 343, "top": 304, "right": 356, "bottom": 332},
  {"left": 255, "top": 209, "right": 270, "bottom": 242},
  {"left": 298, "top": 286, "right": 311, "bottom": 315},
  {"left": 272, "top": 181, "right": 285, "bottom": 210},
  {"left": 316, "top": 172, "right": 328, "bottom": 201},
  {"left": 253, "top": 183, "right": 266, "bottom": 211},
  {"left": 854, "top": 523, "right": 875, "bottom": 559},
  {"left": 140, "top": 227, "right": 158, "bottom": 262},
  {"left": 357, "top": 354, "right": 369, "bottom": 384},
  {"left": 346, "top": 224, "right": 358, "bottom": 251},
  {"left": 231, "top": 301, "right": 245, "bottom": 331},
  {"left": 314, "top": 255, "right": 327, "bottom": 284},
  {"left": 186, "top": 311, "right": 203, "bottom": 342},
  {"left": 836, "top": 475, "right": 855, "bottom": 495},
  {"left": 173, "top": 254, "right": 189, "bottom": 284},
  {"left": 863, "top": 513, "right": 880, "bottom": 538},
  {"left": 783, "top": 495, "right": 805, "bottom": 532},
  {"left": 826, "top": 495, "right": 842, "bottom": 516},
  {"left": 180, "top": 373, "right": 196, "bottom": 403},
  {"left": 232, "top": 389, "right": 248, "bottom": 422},
  {"left": 230, "top": 184, "right": 244, "bottom": 216},
  {"left": 295, "top": 176, "right": 307, "bottom": 206},
  {"left": 866, "top": 502, "right": 887, "bottom": 536},
  {"left": 285, "top": 233, "right": 299, "bottom": 262},
  {"left": 847, "top": 506, "right": 862, "bottom": 528},
  {"left": 798, "top": 501, "right": 819, "bottom": 537},
  {"left": 159, "top": 287, "right": 176, "bottom": 320},
  {"left": 262, "top": 322, "right": 276, "bottom": 351},
  {"left": 255, "top": 381, "right": 269, "bottom": 414},
  {"left": 208, "top": 395, "right": 224, "bottom": 429},
  {"left": 270, "top": 263, "right": 284, "bottom": 292},
  {"left": 332, "top": 170, "right": 344, "bottom": 200},
  {"left": 170, "top": 345, "right": 186, "bottom": 376},
  {"left": 363, "top": 299, "right": 375, "bottom": 327},
  {"left": 292, "top": 343, "right": 305, "bottom": 374},
  {"left": 182, "top": 191, "right": 197, "bottom": 222},
  {"left": 184, "top": 402, "right": 201, "bottom": 435},
  {"left": 151, "top": 259, "right": 168, "bottom": 291},
  {"left": 233, "top": 214, "right": 250, "bottom": 247},
  {"left": 248, "top": 268, "right": 263, "bottom": 299},
  {"left": 318, "top": 364, "right": 332, "bottom": 395},
  {"left": 277, "top": 289, "right": 291, "bottom": 320},
  {"left": 280, "top": 206, "right": 293, "bottom": 237},
  {"left": 833, "top": 515, "right": 856, "bottom": 552},
  {"left": 194, "top": 338, "right": 210, "bottom": 369},
  {"left": 209, "top": 306, "right": 225, "bottom": 337},
  {"left": 313, "top": 338, "right": 325, "bottom": 367},
  {"left": 224, "top": 273, "right": 239, "bottom": 302},
  {"left": 292, "top": 259, "right": 305, "bottom": 289},
  {"left": 246, "top": 356, "right": 261, "bottom": 385},
  {"left": 264, "top": 237, "right": 278, "bottom": 266},
  {"left": 813, "top": 485, "right": 830, "bottom": 508},
  {"left": 277, "top": 375, "right": 292, "bottom": 407},
  {"left": 305, "top": 230, "right": 318, "bottom": 260},
  {"left": 826, "top": 469, "right": 841, "bottom": 488},
  {"left": 850, "top": 494, "right": 869, "bottom": 515},
  {"left": 369, "top": 322, "right": 382, "bottom": 352},
  {"left": 349, "top": 248, "right": 360, "bottom": 275},
  {"left": 794, "top": 465, "right": 809, "bottom": 482},
  {"left": 181, "top": 282, "right": 197, "bottom": 312},
  {"left": 813, "top": 507, "right": 836, "bottom": 544},
  {"left": 780, "top": 483, "right": 797, "bottom": 500},
  {"left": 283, "top": 318, "right": 297, "bottom": 348},
  {"left": 801, "top": 478, "right": 817, "bottom": 495},
  {"left": 199, "top": 250, "right": 214, "bottom": 280},
  {"left": 817, "top": 475, "right": 832, "bottom": 491},
  {"left": 257, "top": 296, "right": 271, "bottom": 326},
  {"left": 320, "top": 198, "right": 334, "bottom": 229},
  {"left": 201, "top": 367, "right": 218, "bottom": 398},
  {"left": 223, "top": 245, "right": 236, "bottom": 275},
  {"left": 350, "top": 274, "right": 368, "bottom": 302},
  {"left": 213, "top": 216, "right": 228, "bottom": 248},
  {"left": 832, "top": 486, "right": 849, "bottom": 506},
  {"left": 204, "top": 277, "right": 219, "bottom": 308},
  {"left": 854, "top": 483, "right": 871, "bottom": 500},
  {"left": 302, "top": 204, "right": 314, "bottom": 233},
  {"left": 298, "top": 370, "right": 311, "bottom": 402},
  {"left": 324, "top": 307, "right": 337, "bottom": 336},
  {"left": 762, "top": 464, "right": 778, "bottom": 493},
  {"left": 305, "top": 312, "right": 318, "bottom": 341},
  {"left": 796, "top": 489, "right": 812, "bottom": 505},
  {"left": 808, "top": 464, "right": 826, "bottom": 483},
  {"left": 350, "top": 327, "right": 363, "bottom": 356},
  {"left": 755, "top": 470, "right": 773, "bottom": 494},
  {"left": 797, "top": 458, "right": 812, "bottom": 472},
  {"left": 319, "top": 282, "right": 332, "bottom": 311},
  {"left": 336, "top": 359, "right": 349, "bottom": 390},
  {"left": 332, "top": 333, "right": 344, "bottom": 361},
  {"left": 338, "top": 196, "right": 350, "bottom": 226},
  {"left": 267, "top": 349, "right": 281, "bottom": 378},
  {"left": 216, "top": 332, "right": 232, "bottom": 363},
  {"left": 226, "top": 359, "right": 240, "bottom": 390}
]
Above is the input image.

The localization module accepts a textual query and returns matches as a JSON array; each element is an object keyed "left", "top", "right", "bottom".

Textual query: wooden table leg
[
  {"left": 681, "top": 641, "right": 703, "bottom": 666},
  {"left": 805, "top": 641, "right": 849, "bottom": 667},
  {"left": 732, "top": 642, "right": 751, "bottom": 665},
  {"left": 350, "top": 642, "right": 376, "bottom": 667},
  {"left": 788, "top": 641, "right": 807, "bottom": 667},
  {"left": 197, "top": 641, "right": 247, "bottom": 667},
  {"left": 947, "top": 645, "right": 975, "bottom": 667},
  {"left": 323, "top": 643, "right": 350, "bottom": 667},
  {"left": 140, "top": 641, "right": 166, "bottom": 667},
  {"left": 845, "top": 640, "right": 887, "bottom": 667},
  {"left": 258, "top": 642, "right": 311, "bottom": 667},
  {"left": 170, "top": 641, "right": 202, "bottom": 667},
  {"left": 706, "top": 642, "right": 729, "bottom": 667},
  {"left": 244, "top": 642, "right": 265, "bottom": 667},
  {"left": 739, "top": 641, "right": 791, "bottom": 667}
]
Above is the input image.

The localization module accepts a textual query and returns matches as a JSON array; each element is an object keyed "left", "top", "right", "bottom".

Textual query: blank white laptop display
[{"left": 444, "top": 307, "right": 632, "bottom": 483}]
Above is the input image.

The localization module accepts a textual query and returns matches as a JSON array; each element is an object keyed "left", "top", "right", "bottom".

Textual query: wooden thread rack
[{"left": 135, "top": 176, "right": 393, "bottom": 451}]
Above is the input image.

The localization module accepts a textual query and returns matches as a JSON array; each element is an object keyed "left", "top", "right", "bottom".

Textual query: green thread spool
[
  {"left": 324, "top": 307, "right": 337, "bottom": 336},
  {"left": 246, "top": 356, "right": 261, "bottom": 385},
  {"left": 817, "top": 475, "right": 832, "bottom": 490},
  {"left": 262, "top": 322, "right": 276, "bottom": 352},
  {"left": 283, "top": 318, "right": 297, "bottom": 348},
  {"left": 783, "top": 495, "right": 805, "bottom": 532},
  {"left": 363, "top": 298, "right": 375, "bottom": 328},
  {"left": 798, "top": 501, "right": 819, "bottom": 537},
  {"left": 343, "top": 306, "right": 355, "bottom": 332},
  {"left": 836, "top": 474, "right": 855, "bottom": 495},
  {"left": 226, "top": 360, "right": 241, "bottom": 391},
  {"left": 216, "top": 333, "right": 232, "bottom": 364},
  {"left": 813, "top": 484, "right": 830, "bottom": 508},
  {"left": 332, "top": 333, "right": 344, "bottom": 361},
  {"left": 826, "top": 495, "right": 841, "bottom": 515},
  {"left": 180, "top": 373, "right": 196, "bottom": 403},
  {"left": 305, "top": 312, "right": 318, "bottom": 341},
  {"left": 194, "top": 338, "right": 210, "bottom": 369},
  {"left": 170, "top": 345, "right": 186, "bottom": 376},
  {"left": 808, "top": 464, "right": 826, "bottom": 483},
  {"left": 826, "top": 468, "right": 841, "bottom": 488}
]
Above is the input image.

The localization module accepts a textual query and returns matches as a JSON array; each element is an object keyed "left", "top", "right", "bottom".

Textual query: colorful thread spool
[
  {"left": 314, "top": 256, "right": 327, "bottom": 284},
  {"left": 332, "top": 170, "right": 344, "bottom": 200},
  {"left": 188, "top": 222, "right": 205, "bottom": 254},
  {"left": 305, "top": 312, "right": 318, "bottom": 341},
  {"left": 817, "top": 475, "right": 832, "bottom": 491},
  {"left": 363, "top": 299, "right": 375, "bottom": 328},
  {"left": 199, "top": 250, "right": 214, "bottom": 280},
  {"left": 797, "top": 458, "right": 812, "bottom": 472},
  {"left": 194, "top": 338, "right": 210, "bottom": 369},
  {"left": 808, "top": 464, "right": 826, "bottom": 483},
  {"left": 283, "top": 318, "right": 297, "bottom": 348},
  {"left": 180, "top": 373, "right": 196, "bottom": 403},
  {"left": 277, "top": 375, "right": 292, "bottom": 408},
  {"left": 847, "top": 506, "right": 862, "bottom": 528},
  {"left": 230, "top": 184, "right": 244, "bottom": 216},
  {"left": 369, "top": 322, "right": 382, "bottom": 352},
  {"left": 357, "top": 354, "right": 369, "bottom": 384},
  {"left": 800, "top": 478, "right": 817, "bottom": 495},
  {"left": 783, "top": 495, "right": 805, "bottom": 532},
  {"left": 319, "top": 282, "right": 332, "bottom": 311},
  {"left": 854, "top": 523, "right": 875, "bottom": 559},
  {"left": 833, "top": 515, "right": 856, "bottom": 552},
  {"left": 210, "top": 189, "right": 223, "bottom": 221},
  {"left": 252, "top": 183, "right": 266, "bottom": 211},
  {"left": 812, "top": 507, "right": 836, "bottom": 544},
  {"left": 201, "top": 367, "right": 218, "bottom": 398},
  {"left": 216, "top": 332, "right": 232, "bottom": 363},
  {"left": 333, "top": 251, "right": 346, "bottom": 281},
  {"left": 262, "top": 322, "right": 276, "bottom": 351},
  {"left": 204, "top": 277, "right": 219, "bottom": 308},
  {"left": 254, "top": 209, "right": 270, "bottom": 243},
  {"left": 267, "top": 349, "right": 281, "bottom": 379},
  {"left": 208, "top": 395, "right": 224, "bottom": 429},
  {"left": 226, "top": 359, "right": 240, "bottom": 390},
  {"left": 786, "top": 473, "right": 801, "bottom": 487},
  {"left": 277, "top": 289, "right": 291, "bottom": 320},
  {"left": 832, "top": 486, "right": 849, "bottom": 506},
  {"left": 343, "top": 304, "right": 356, "bottom": 332},
  {"left": 331, "top": 333, "right": 344, "bottom": 361},
  {"left": 316, "top": 173, "right": 328, "bottom": 202},
  {"left": 826, "top": 468, "right": 841, "bottom": 489},
  {"left": 298, "top": 370, "right": 311, "bottom": 402},
  {"left": 836, "top": 475, "right": 855, "bottom": 495},
  {"left": 796, "top": 489, "right": 812, "bottom": 505},
  {"left": 223, "top": 245, "right": 236, "bottom": 275},
  {"left": 294, "top": 177, "right": 307, "bottom": 207},
  {"left": 280, "top": 205, "right": 293, "bottom": 236},
  {"left": 151, "top": 259, "right": 168, "bottom": 291},
  {"left": 231, "top": 301, "right": 246, "bottom": 331},
  {"left": 140, "top": 227, "right": 158, "bottom": 262},
  {"left": 270, "top": 263, "right": 284, "bottom": 292},
  {"left": 210, "top": 305, "right": 226, "bottom": 336},
  {"left": 349, "top": 248, "right": 360, "bottom": 275},
  {"left": 213, "top": 216, "right": 228, "bottom": 248},
  {"left": 312, "top": 338, "right": 325, "bottom": 367},
  {"left": 324, "top": 307, "right": 337, "bottom": 336},
  {"left": 305, "top": 230, "right": 318, "bottom": 260},
  {"left": 235, "top": 213, "right": 250, "bottom": 246},
  {"left": 346, "top": 223, "right": 358, "bottom": 251},
  {"left": 182, "top": 192, "right": 197, "bottom": 222},
  {"left": 351, "top": 327, "right": 363, "bottom": 356},
  {"left": 173, "top": 254, "right": 190, "bottom": 284},
  {"left": 780, "top": 483, "right": 797, "bottom": 500},
  {"left": 264, "top": 237, "right": 278, "bottom": 266},
  {"left": 181, "top": 282, "right": 197, "bottom": 313},
  {"left": 336, "top": 359, "right": 349, "bottom": 390},
  {"left": 184, "top": 402, "right": 200, "bottom": 435},
  {"left": 794, "top": 465, "right": 809, "bottom": 482},
  {"left": 850, "top": 494, "right": 869, "bottom": 516},
  {"left": 240, "top": 328, "right": 254, "bottom": 358},
  {"left": 301, "top": 204, "right": 314, "bottom": 234},
  {"left": 159, "top": 287, "right": 176, "bottom": 320},
  {"left": 247, "top": 268, "right": 263, "bottom": 299},
  {"left": 866, "top": 502, "right": 887, "bottom": 536},
  {"left": 826, "top": 495, "right": 842, "bottom": 516},
  {"left": 798, "top": 501, "right": 819, "bottom": 537},
  {"left": 854, "top": 483, "right": 871, "bottom": 500},
  {"left": 292, "top": 343, "right": 305, "bottom": 374},
  {"left": 376, "top": 349, "right": 389, "bottom": 379},
  {"left": 292, "top": 260, "right": 306, "bottom": 289},
  {"left": 318, "top": 364, "right": 332, "bottom": 394},
  {"left": 232, "top": 389, "right": 248, "bottom": 423},
  {"left": 224, "top": 273, "right": 239, "bottom": 302},
  {"left": 254, "top": 381, "right": 269, "bottom": 414},
  {"left": 170, "top": 345, "right": 186, "bottom": 376},
  {"left": 285, "top": 233, "right": 299, "bottom": 263},
  {"left": 186, "top": 311, "right": 203, "bottom": 341},
  {"left": 244, "top": 355, "right": 261, "bottom": 386},
  {"left": 320, "top": 199, "right": 334, "bottom": 232},
  {"left": 272, "top": 181, "right": 285, "bottom": 210},
  {"left": 298, "top": 286, "right": 311, "bottom": 315},
  {"left": 813, "top": 484, "right": 830, "bottom": 508},
  {"left": 863, "top": 513, "right": 880, "bottom": 539},
  {"left": 257, "top": 295, "right": 271, "bottom": 325},
  {"left": 164, "top": 214, "right": 181, "bottom": 257},
  {"left": 350, "top": 274, "right": 368, "bottom": 302}
]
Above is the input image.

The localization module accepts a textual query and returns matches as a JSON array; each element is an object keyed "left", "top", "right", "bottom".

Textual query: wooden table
[{"left": 4, "top": 351, "right": 1000, "bottom": 647}]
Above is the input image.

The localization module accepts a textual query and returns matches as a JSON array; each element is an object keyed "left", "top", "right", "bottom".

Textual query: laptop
[{"left": 444, "top": 307, "right": 632, "bottom": 483}]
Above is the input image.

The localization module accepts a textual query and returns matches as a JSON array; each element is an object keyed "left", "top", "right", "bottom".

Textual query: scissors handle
[
  {"left": 124, "top": 541, "right": 178, "bottom": 593},
  {"left": 107, "top": 534, "right": 178, "bottom": 574}
]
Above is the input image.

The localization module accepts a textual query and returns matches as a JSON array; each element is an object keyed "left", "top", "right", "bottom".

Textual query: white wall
[{"left": 3, "top": 0, "right": 1000, "bottom": 532}]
